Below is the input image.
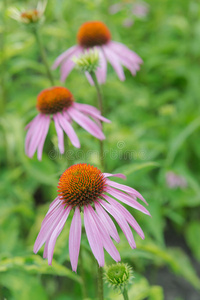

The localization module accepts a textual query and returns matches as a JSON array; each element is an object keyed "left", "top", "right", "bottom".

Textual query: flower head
[
  {"left": 52, "top": 20, "right": 143, "bottom": 85},
  {"left": 34, "top": 164, "right": 150, "bottom": 272},
  {"left": 166, "top": 171, "right": 187, "bottom": 189},
  {"left": 25, "top": 87, "right": 110, "bottom": 160},
  {"left": 105, "top": 263, "right": 133, "bottom": 292},
  {"left": 8, "top": 1, "right": 47, "bottom": 24},
  {"left": 73, "top": 48, "right": 100, "bottom": 73}
]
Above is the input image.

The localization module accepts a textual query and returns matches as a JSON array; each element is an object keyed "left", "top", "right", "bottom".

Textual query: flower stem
[
  {"left": 97, "top": 266, "right": 104, "bottom": 300},
  {"left": 0, "top": 0, "right": 7, "bottom": 115},
  {"left": 122, "top": 287, "right": 129, "bottom": 300},
  {"left": 33, "top": 27, "right": 55, "bottom": 86},
  {"left": 79, "top": 247, "right": 88, "bottom": 299},
  {"left": 90, "top": 71, "right": 104, "bottom": 171}
]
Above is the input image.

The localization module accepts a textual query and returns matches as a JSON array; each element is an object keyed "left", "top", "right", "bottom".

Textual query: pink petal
[
  {"left": 52, "top": 45, "right": 78, "bottom": 69},
  {"left": 102, "top": 45, "right": 125, "bottom": 81},
  {"left": 90, "top": 206, "right": 120, "bottom": 262},
  {"left": 27, "top": 115, "right": 49, "bottom": 158},
  {"left": 95, "top": 201, "right": 120, "bottom": 243},
  {"left": 85, "top": 72, "right": 94, "bottom": 85},
  {"left": 109, "top": 41, "right": 143, "bottom": 64},
  {"left": 53, "top": 114, "right": 64, "bottom": 154},
  {"left": 47, "top": 206, "right": 72, "bottom": 265},
  {"left": 60, "top": 47, "right": 83, "bottom": 82},
  {"left": 84, "top": 206, "right": 104, "bottom": 267},
  {"left": 106, "top": 179, "right": 148, "bottom": 205},
  {"left": 34, "top": 204, "right": 65, "bottom": 253},
  {"left": 75, "top": 103, "right": 110, "bottom": 123},
  {"left": 37, "top": 115, "right": 51, "bottom": 161},
  {"left": 104, "top": 173, "right": 126, "bottom": 180},
  {"left": 25, "top": 114, "right": 40, "bottom": 131},
  {"left": 42, "top": 198, "right": 62, "bottom": 226},
  {"left": 107, "top": 187, "right": 150, "bottom": 215},
  {"left": 104, "top": 196, "right": 145, "bottom": 239},
  {"left": 56, "top": 112, "right": 80, "bottom": 148},
  {"left": 73, "top": 103, "right": 100, "bottom": 115},
  {"left": 25, "top": 114, "right": 43, "bottom": 156},
  {"left": 99, "top": 198, "right": 136, "bottom": 249},
  {"left": 69, "top": 207, "right": 82, "bottom": 272},
  {"left": 95, "top": 47, "right": 107, "bottom": 84},
  {"left": 67, "top": 106, "right": 105, "bottom": 140}
]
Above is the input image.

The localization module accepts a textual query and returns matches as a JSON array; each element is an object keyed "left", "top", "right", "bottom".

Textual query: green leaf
[
  {"left": 138, "top": 243, "right": 200, "bottom": 290},
  {"left": 185, "top": 221, "right": 200, "bottom": 261},
  {"left": 114, "top": 162, "right": 160, "bottom": 176},
  {"left": 107, "top": 274, "right": 164, "bottom": 300},
  {"left": 167, "top": 117, "right": 200, "bottom": 165},
  {"left": 0, "top": 270, "right": 48, "bottom": 300},
  {"left": 0, "top": 255, "right": 82, "bottom": 284}
]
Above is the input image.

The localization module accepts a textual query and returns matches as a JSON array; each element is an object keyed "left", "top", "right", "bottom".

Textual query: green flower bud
[
  {"left": 105, "top": 263, "right": 133, "bottom": 292},
  {"left": 72, "top": 48, "right": 99, "bottom": 73}
]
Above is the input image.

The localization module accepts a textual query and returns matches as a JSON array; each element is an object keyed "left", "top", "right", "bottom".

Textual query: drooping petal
[
  {"left": 95, "top": 201, "right": 120, "bottom": 243},
  {"left": 90, "top": 206, "right": 120, "bottom": 262},
  {"left": 47, "top": 206, "right": 72, "bottom": 265},
  {"left": 25, "top": 113, "right": 40, "bottom": 131},
  {"left": 34, "top": 204, "right": 66, "bottom": 253},
  {"left": 37, "top": 115, "right": 51, "bottom": 161},
  {"left": 109, "top": 41, "right": 143, "bottom": 64},
  {"left": 95, "top": 47, "right": 107, "bottom": 84},
  {"left": 99, "top": 198, "right": 136, "bottom": 249},
  {"left": 67, "top": 106, "right": 105, "bottom": 140},
  {"left": 102, "top": 45, "right": 125, "bottom": 81},
  {"left": 104, "top": 173, "right": 126, "bottom": 180},
  {"left": 84, "top": 206, "right": 104, "bottom": 267},
  {"left": 69, "top": 207, "right": 82, "bottom": 272},
  {"left": 60, "top": 47, "right": 83, "bottom": 82},
  {"left": 52, "top": 45, "right": 79, "bottom": 69},
  {"left": 56, "top": 112, "right": 80, "bottom": 148},
  {"left": 25, "top": 113, "right": 43, "bottom": 156},
  {"left": 85, "top": 72, "right": 95, "bottom": 85},
  {"left": 104, "top": 196, "right": 145, "bottom": 239},
  {"left": 106, "top": 179, "right": 148, "bottom": 205},
  {"left": 26, "top": 114, "right": 50, "bottom": 160},
  {"left": 73, "top": 102, "right": 100, "bottom": 115},
  {"left": 107, "top": 187, "right": 150, "bottom": 215},
  {"left": 74, "top": 103, "right": 110, "bottom": 123},
  {"left": 53, "top": 114, "right": 64, "bottom": 154},
  {"left": 41, "top": 198, "right": 62, "bottom": 226}
]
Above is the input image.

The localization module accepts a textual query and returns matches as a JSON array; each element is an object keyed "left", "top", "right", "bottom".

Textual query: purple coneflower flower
[
  {"left": 52, "top": 21, "right": 143, "bottom": 85},
  {"left": 34, "top": 163, "right": 150, "bottom": 272},
  {"left": 25, "top": 87, "right": 110, "bottom": 160},
  {"left": 166, "top": 171, "right": 187, "bottom": 189}
]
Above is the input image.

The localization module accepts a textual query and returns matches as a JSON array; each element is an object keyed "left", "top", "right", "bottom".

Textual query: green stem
[
  {"left": 122, "top": 287, "right": 129, "bottom": 300},
  {"left": 33, "top": 27, "right": 55, "bottom": 86},
  {"left": 90, "top": 71, "right": 105, "bottom": 171},
  {"left": 79, "top": 247, "right": 88, "bottom": 299},
  {"left": 97, "top": 266, "right": 104, "bottom": 300},
  {"left": 0, "top": 0, "right": 7, "bottom": 114}
]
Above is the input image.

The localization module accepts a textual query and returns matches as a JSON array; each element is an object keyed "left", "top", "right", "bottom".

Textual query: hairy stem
[
  {"left": 90, "top": 71, "right": 105, "bottom": 171},
  {"left": 79, "top": 247, "right": 88, "bottom": 299},
  {"left": 33, "top": 27, "right": 55, "bottom": 86},
  {"left": 97, "top": 266, "right": 104, "bottom": 300},
  {"left": 0, "top": 0, "right": 8, "bottom": 114},
  {"left": 122, "top": 287, "right": 129, "bottom": 300}
]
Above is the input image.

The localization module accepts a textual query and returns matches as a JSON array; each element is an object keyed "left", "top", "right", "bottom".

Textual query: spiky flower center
[
  {"left": 57, "top": 164, "right": 105, "bottom": 207},
  {"left": 37, "top": 87, "right": 74, "bottom": 114},
  {"left": 105, "top": 263, "right": 133, "bottom": 291},
  {"left": 21, "top": 9, "right": 39, "bottom": 22},
  {"left": 77, "top": 21, "right": 111, "bottom": 47}
]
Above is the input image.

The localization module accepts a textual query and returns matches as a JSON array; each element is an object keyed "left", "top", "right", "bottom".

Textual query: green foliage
[{"left": 1, "top": 0, "right": 200, "bottom": 299}]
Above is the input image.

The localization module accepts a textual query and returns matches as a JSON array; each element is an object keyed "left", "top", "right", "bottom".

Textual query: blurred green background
[{"left": 0, "top": 0, "right": 200, "bottom": 299}]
